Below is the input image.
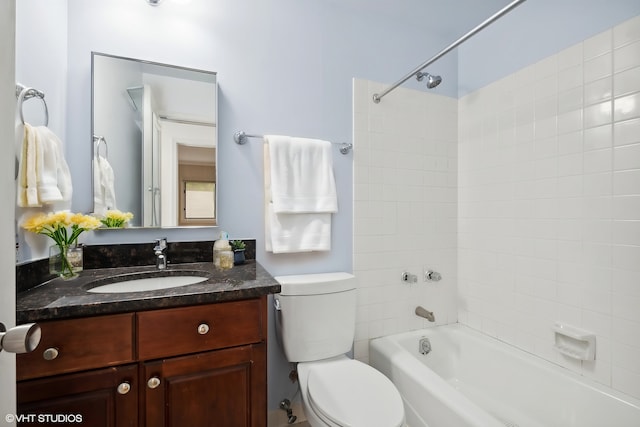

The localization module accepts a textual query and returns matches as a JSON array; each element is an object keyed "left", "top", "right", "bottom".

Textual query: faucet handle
[
  {"left": 154, "top": 238, "right": 168, "bottom": 270},
  {"left": 154, "top": 238, "right": 167, "bottom": 250}
]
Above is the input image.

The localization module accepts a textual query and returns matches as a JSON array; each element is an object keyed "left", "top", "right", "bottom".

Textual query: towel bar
[
  {"left": 233, "top": 131, "right": 353, "bottom": 155},
  {"left": 15, "top": 83, "right": 49, "bottom": 126}
]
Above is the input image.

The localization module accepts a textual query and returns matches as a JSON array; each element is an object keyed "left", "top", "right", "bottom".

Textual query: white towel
[
  {"left": 265, "top": 204, "right": 332, "bottom": 253},
  {"left": 265, "top": 135, "right": 337, "bottom": 213},
  {"left": 16, "top": 124, "right": 72, "bottom": 207},
  {"left": 17, "top": 123, "right": 40, "bottom": 207},
  {"left": 93, "top": 155, "right": 117, "bottom": 215},
  {"left": 36, "top": 126, "right": 73, "bottom": 203},
  {"left": 264, "top": 135, "right": 337, "bottom": 253}
]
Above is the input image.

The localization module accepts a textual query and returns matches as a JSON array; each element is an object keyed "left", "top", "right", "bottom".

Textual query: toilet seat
[{"left": 305, "top": 358, "right": 404, "bottom": 427}]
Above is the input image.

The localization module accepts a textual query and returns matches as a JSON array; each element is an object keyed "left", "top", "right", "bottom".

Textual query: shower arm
[{"left": 372, "top": 0, "right": 527, "bottom": 103}]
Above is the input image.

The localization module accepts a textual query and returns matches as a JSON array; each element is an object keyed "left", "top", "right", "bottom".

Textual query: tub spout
[{"left": 415, "top": 306, "right": 435, "bottom": 322}]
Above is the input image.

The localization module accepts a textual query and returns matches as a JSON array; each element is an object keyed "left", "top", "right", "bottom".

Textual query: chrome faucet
[
  {"left": 154, "top": 238, "right": 167, "bottom": 270},
  {"left": 415, "top": 306, "right": 435, "bottom": 322}
]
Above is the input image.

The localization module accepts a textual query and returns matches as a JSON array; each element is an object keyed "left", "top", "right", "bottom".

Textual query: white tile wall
[
  {"left": 353, "top": 13, "right": 639, "bottom": 402},
  {"left": 352, "top": 79, "right": 458, "bottom": 363},
  {"left": 458, "top": 15, "right": 640, "bottom": 400}
]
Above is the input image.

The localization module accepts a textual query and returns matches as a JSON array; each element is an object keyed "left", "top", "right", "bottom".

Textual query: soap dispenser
[{"left": 213, "top": 231, "right": 234, "bottom": 270}]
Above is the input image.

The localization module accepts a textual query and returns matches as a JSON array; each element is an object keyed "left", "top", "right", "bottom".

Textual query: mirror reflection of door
[
  {"left": 158, "top": 120, "right": 216, "bottom": 227},
  {"left": 178, "top": 145, "right": 216, "bottom": 226}
]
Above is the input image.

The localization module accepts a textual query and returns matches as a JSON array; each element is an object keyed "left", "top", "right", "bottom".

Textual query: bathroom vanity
[{"left": 16, "top": 243, "right": 279, "bottom": 427}]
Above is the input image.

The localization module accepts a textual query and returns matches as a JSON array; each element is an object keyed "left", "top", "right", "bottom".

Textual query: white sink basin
[{"left": 87, "top": 275, "right": 208, "bottom": 294}]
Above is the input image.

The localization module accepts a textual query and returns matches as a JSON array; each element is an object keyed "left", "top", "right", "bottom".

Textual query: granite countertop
[{"left": 17, "top": 261, "right": 281, "bottom": 323}]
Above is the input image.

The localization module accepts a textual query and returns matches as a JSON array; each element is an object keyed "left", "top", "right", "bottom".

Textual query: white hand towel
[
  {"left": 264, "top": 137, "right": 335, "bottom": 253},
  {"left": 35, "top": 126, "right": 73, "bottom": 203},
  {"left": 265, "top": 204, "right": 332, "bottom": 253},
  {"left": 17, "top": 123, "right": 41, "bottom": 207},
  {"left": 93, "top": 155, "right": 117, "bottom": 215},
  {"left": 265, "top": 135, "right": 338, "bottom": 213}
]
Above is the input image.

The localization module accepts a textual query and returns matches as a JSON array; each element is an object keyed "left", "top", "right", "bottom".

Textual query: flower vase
[
  {"left": 49, "top": 244, "right": 81, "bottom": 280},
  {"left": 67, "top": 244, "right": 84, "bottom": 274}
]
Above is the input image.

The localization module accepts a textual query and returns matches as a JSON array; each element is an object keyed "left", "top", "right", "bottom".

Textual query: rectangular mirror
[{"left": 91, "top": 52, "right": 217, "bottom": 228}]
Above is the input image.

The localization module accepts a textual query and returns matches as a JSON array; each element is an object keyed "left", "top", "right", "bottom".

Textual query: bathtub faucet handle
[
  {"left": 415, "top": 306, "right": 435, "bottom": 322},
  {"left": 425, "top": 270, "right": 442, "bottom": 282},
  {"left": 401, "top": 272, "right": 418, "bottom": 283}
]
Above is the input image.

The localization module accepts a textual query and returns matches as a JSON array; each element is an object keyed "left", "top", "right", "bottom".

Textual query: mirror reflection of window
[{"left": 184, "top": 182, "right": 215, "bottom": 219}]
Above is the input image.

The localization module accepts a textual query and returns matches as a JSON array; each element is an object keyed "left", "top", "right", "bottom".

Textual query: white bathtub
[{"left": 370, "top": 324, "right": 640, "bottom": 427}]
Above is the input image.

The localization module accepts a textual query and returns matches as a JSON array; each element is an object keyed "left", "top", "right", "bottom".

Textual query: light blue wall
[{"left": 459, "top": 0, "right": 640, "bottom": 96}]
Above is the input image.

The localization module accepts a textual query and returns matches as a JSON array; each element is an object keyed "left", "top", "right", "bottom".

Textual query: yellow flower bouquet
[
  {"left": 100, "top": 210, "right": 134, "bottom": 228},
  {"left": 22, "top": 211, "right": 102, "bottom": 279}
]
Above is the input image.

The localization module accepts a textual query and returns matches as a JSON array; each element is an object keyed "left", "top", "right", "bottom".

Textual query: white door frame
[
  {"left": 0, "top": 0, "right": 18, "bottom": 423},
  {"left": 158, "top": 119, "right": 216, "bottom": 227}
]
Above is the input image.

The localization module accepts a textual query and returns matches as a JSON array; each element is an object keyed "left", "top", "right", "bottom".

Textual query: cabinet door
[
  {"left": 143, "top": 343, "right": 266, "bottom": 427},
  {"left": 17, "top": 364, "right": 138, "bottom": 427}
]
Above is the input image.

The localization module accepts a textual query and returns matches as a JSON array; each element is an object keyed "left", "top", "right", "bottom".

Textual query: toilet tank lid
[{"left": 275, "top": 272, "right": 356, "bottom": 296}]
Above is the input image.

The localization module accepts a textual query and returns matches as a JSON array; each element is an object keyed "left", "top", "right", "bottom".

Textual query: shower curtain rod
[
  {"left": 158, "top": 115, "right": 216, "bottom": 127},
  {"left": 372, "top": 0, "right": 527, "bottom": 103}
]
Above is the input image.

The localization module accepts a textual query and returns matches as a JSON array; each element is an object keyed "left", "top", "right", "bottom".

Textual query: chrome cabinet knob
[
  {"left": 117, "top": 382, "right": 131, "bottom": 395},
  {"left": 42, "top": 347, "right": 59, "bottom": 361},
  {"left": 147, "top": 376, "right": 161, "bottom": 389},
  {"left": 197, "top": 323, "right": 210, "bottom": 335}
]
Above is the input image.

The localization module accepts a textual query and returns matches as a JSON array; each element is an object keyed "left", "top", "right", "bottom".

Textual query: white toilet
[{"left": 274, "top": 272, "right": 405, "bottom": 427}]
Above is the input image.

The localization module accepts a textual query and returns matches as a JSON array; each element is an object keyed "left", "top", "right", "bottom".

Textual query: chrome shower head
[{"left": 416, "top": 71, "right": 442, "bottom": 89}]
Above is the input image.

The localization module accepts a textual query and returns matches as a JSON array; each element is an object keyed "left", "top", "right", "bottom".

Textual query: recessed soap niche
[{"left": 553, "top": 322, "right": 596, "bottom": 361}]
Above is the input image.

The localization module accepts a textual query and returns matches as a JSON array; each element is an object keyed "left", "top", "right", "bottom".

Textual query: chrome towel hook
[{"left": 93, "top": 135, "right": 108, "bottom": 158}]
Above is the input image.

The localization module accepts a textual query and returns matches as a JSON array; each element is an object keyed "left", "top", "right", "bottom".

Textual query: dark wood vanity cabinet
[{"left": 17, "top": 297, "right": 268, "bottom": 427}]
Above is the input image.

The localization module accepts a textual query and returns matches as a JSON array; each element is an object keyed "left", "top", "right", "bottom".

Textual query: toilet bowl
[
  {"left": 274, "top": 272, "right": 405, "bottom": 427},
  {"left": 297, "top": 356, "right": 405, "bottom": 427}
]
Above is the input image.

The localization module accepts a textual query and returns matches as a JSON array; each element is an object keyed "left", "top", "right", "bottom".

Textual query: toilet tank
[{"left": 275, "top": 272, "right": 357, "bottom": 362}]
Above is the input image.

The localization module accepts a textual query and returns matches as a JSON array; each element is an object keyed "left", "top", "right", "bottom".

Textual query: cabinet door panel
[
  {"left": 144, "top": 344, "right": 266, "bottom": 427},
  {"left": 17, "top": 364, "right": 138, "bottom": 427},
  {"left": 169, "top": 363, "right": 250, "bottom": 427}
]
